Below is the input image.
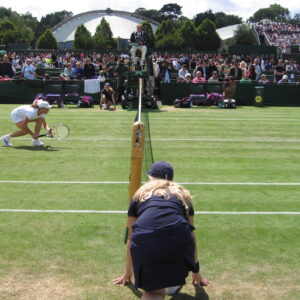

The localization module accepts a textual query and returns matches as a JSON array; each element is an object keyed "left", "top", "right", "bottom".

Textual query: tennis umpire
[{"left": 113, "top": 161, "right": 210, "bottom": 299}]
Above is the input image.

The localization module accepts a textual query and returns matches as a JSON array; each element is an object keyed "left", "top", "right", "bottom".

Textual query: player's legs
[
  {"left": 142, "top": 288, "right": 166, "bottom": 300},
  {"left": 130, "top": 46, "right": 137, "bottom": 64}
]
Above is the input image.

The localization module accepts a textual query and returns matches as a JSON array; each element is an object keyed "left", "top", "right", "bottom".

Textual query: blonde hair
[{"left": 133, "top": 179, "right": 192, "bottom": 211}]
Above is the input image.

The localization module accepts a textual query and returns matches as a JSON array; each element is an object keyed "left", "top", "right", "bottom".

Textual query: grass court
[{"left": 0, "top": 104, "right": 299, "bottom": 299}]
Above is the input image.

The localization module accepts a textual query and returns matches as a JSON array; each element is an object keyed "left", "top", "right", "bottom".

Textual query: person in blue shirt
[{"left": 113, "top": 161, "right": 210, "bottom": 299}]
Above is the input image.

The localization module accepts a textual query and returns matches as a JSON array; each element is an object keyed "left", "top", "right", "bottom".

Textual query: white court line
[
  {"left": 12, "top": 137, "right": 300, "bottom": 143},
  {"left": 0, "top": 209, "right": 298, "bottom": 215},
  {"left": 1, "top": 180, "right": 300, "bottom": 186},
  {"left": 2, "top": 116, "right": 300, "bottom": 121}
]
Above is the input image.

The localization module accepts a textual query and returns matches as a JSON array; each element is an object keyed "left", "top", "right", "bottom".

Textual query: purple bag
[{"left": 207, "top": 93, "right": 224, "bottom": 106}]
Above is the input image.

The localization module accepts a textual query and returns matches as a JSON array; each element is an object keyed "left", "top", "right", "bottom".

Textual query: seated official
[{"left": 129, "top": 24, "right": 148, "bottom": 66}]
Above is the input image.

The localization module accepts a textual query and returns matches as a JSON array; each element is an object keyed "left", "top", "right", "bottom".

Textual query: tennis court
[{"left": 0, "top": 105, "right": 299, "bottom": 299}]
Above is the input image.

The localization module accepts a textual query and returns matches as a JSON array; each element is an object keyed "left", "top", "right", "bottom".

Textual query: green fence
[
  {"left": 160, "top": 82, "right": 300, "bottom": 106},
  {"left": 0, "top": 79, "right": 117, "bottom": 105}
]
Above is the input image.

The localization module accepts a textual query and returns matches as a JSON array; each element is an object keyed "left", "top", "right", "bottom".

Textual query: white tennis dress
[{"left": 11, "top": 105, "right": 45, "bottom": 123}]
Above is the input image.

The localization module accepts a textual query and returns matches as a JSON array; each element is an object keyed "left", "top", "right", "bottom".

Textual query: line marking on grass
[
  {"left": 1, "top": 180, "right": 300, "bottom": 186},
  {"left": 11, "top": 137, "right": 300, "bottom": 143},
  {"left": 0, "top": 209, "right": 299, "bottom": 215}
]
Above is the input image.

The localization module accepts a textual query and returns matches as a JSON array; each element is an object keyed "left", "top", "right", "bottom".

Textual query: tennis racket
[{"left": 38, "top": 124, "right": 70, "bottom": 140}]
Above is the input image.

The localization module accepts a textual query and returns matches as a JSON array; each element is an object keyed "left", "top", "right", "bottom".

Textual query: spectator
[
  {"left": 60, "top": 63, "right": 75, "bottom": 80},
  {"left": 183, "top": 73, "right": 192, "bottom": 83},
  {"left": 112, "top": 161, "right": 210, "bottom": 298},
  {"left": 229, "top": 60, "right": 243, "bottom": 80},
  {"left": 100, "top": 55, "right": 117, "bottom": 79},
  {"left": 158, "top": 60, "right": 173, "bottom": 83},
  {"left": 114, "top": 58, "right": 129, "bottom": 103},
  {"left": 274, "top": 59, "right": 285, "bottom": 82},
  {"left": 192, "top": 71, "right": 206, "bottom": 83},
  {"left": 208, "top": 71, "right": 220, "bottom": 83},
  {"left": 73, "top": 61, "right": 84, "bottom": 79},
  {"left": 83, "top": 58, "right": 96, "bottom": 79},
  {"left": 22, "top": 59, "right": 35, "bottom": 79},
  {"left": 35, "top": 62, "right": 48, "bottom": 80},
  {"left": 286, "top": 59, "right": 297, "bottom": 82},
  {"left": 240, "top": 73, "right": 253, "bottom": 84},
  {"left": 193, "top": 59, "right": 209, "bottom": 79},
  {"left": 258, "top": 74, "right": 269, "bottom": 84},
  {"left": 278, "top": 74, "right": 291, "bottom": 85},
  {"left": 177, "top": 64, "right": 189, "bottom": 82},
  {"left": 0, "top": 54, "right": 15, "bottom": 78}
]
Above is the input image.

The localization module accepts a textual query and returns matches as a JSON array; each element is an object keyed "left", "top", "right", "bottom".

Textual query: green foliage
[
  {"left": 155, "top": 19, "right": 177, "bottom": 41},
  {"left": 0, "top": 19, "right": 18, "bottom": 45},
  {"left": 194, "top": 10, "right": 242, "bottom": 29},
  {"left": 249, "top": 4, "right": 290, "bottom": 22},
  {"left": 93, "top": 18, "right": 116, "bottom": 49},
  {"left": 135, "top": 8, "right": 163, "bottom": 23},
  {"left": 194, "top": 19, "right": 221, "bottom": 51},
  {"left": 159, "top": 3, "right": 182, "bottom": 20},
  {"left": 36, "top": 29, "right": 58, "bottom": 49},
  {"left": 214, "top": 12, "right": 242, "bottom": 28},
  {"left": 178, "top": 19, "right": 197, "bottom": 50},
  {"left": 37, "top": 10, "right": 73, "bottom": 38},
  {"left": 141, "top": 21, "right": 155, "bottom": 48},
  {"left": 232, "top": 23, "right": 257, "bottom": 45},
  {"left": 155, "top": 31, "right": 183, "bottom": 50},
  {"left": 74, "top": 24, "right": 94, "bottom": 50}
]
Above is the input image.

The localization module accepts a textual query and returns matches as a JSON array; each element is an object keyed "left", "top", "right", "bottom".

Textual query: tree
[
  {"left": 0, "top": 19, "right": 18, "bottom": 45},
  {"left": 159, "top": 3, "right": 182, "bottom": 20},
  {"left": 37, "top": 10, "right": 73, "bottom": 37},
  {"left": 249, "top": 4, "right": 290, "bottom": 22},
  {"left": 155, "top": 19, "right": 177, "bottom": 41},
  {"left": 194, "top": 10, "right": 215, "bottom": 27},
  {"left": 36, "top": 29, "right": 58, "bottom": 49},
  {"left": 232, "top": 23, "right": 257, "bottom": 45},
  {"left": 178, "top": 19, "right": 197, "bottom": 51},
  {"left": 141, "top": 21, "right": 155, "bottom": 48},
  {"left": 93, "top": 18, "right": 116, "bottom": 49},
  {"left": 134, "top": 8, "right": 163, "bottom": 23},
  {"left": 194, "top": 19, "right": 221, "bottom": 51},
  {"left": 214, "top": 12, "right": 242, "bottom": 28},
  {"left": 74, "top": 24, "right": 93, "bottom": 49},
  {"left": 155, "top": 32, "right": 183, "bottom": 50}
]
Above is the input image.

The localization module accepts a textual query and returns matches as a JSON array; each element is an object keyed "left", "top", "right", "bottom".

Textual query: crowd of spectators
[
  {"left": 0, "top": 50, "right": 300, "bottom": 89},
  {"left": 255, "top": 22, "right": 300, "bottom": 53}
]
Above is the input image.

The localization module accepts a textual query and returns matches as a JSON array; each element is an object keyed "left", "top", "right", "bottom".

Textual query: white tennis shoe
[
  {"left": 1, "top": 135, "right": 12, "bottom": 147},
  {"left": 32, "top": 138, "right": 44, "bottom": 146}
]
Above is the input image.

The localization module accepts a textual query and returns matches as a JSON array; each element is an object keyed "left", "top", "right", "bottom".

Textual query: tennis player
[
  {"left": 113, "top": 161, "right": 210, "bottom": 299},
  {"left": 1, "top": 99, "right": 52, "bottom": 147}
]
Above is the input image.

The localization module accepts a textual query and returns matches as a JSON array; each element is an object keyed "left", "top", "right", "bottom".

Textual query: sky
[{"left": 0, "top": 0, "right": 299, "bottom": 21}]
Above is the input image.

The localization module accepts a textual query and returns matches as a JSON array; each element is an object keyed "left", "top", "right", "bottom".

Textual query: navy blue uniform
[{"left": 128, "top": 196, "right": 198, "bottom": 291}]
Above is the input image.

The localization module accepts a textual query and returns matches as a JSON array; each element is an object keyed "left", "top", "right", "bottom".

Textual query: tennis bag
[
  {"left": 188, "top": 94, "right": 208, "bottom": 106},
  {"left": 174, "top": 97, "right": 191, "bottom": 108},
  {"left": 77, "top": 96, "right": 94, "bottom": 108},
  {"left": 219, "top": 99, "right": 236, "bottom": 109},
  {"left": 207, "top": 93, "right": 223, "bottom": 106}
]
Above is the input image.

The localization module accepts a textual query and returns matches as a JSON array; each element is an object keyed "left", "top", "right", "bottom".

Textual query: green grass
[{"left": 0, "top": 105, "right": 299, "bottom": 299}]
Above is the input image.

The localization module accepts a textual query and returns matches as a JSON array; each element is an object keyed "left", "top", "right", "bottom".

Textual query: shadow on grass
[
  {"left": 170, "top": 285, "right": 209, "bottom": 300},
  {"left": 13, "top": 145, "right": 59, "bottom": 151},
  {"left": 125, "top": 283, "right": 143, "bottom": 298}
]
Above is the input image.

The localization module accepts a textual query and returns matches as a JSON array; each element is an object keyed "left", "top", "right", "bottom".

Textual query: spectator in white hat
[{"left": 1, "top": 99, "right": 52, "bottom": 147}]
